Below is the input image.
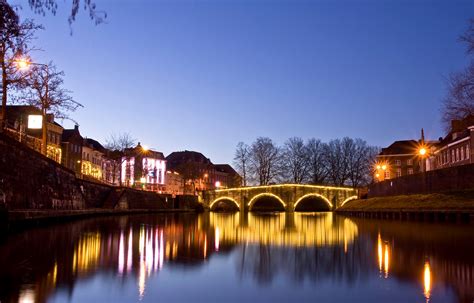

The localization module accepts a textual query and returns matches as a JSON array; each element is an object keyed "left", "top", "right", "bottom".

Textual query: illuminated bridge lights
[{"left": 213, "top": 183, "right": 356, "bottom": 192}]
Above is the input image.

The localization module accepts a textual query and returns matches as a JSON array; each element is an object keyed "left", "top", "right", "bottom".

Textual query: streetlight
[
  {"left": 15, "top": 56, "right": 50, "bottom": 156},
  {"left": 418, "top": 145, "right": 428, "bottom": 173}
]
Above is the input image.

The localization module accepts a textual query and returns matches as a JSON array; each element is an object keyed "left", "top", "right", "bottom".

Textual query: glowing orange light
[
  {"left": 424, "top": 261, "right": 431, "bottom": 300},
  {"left": 15, "top": 57, "right": 31, "bottom": 70},
  {"left": 377, "top": 233, "right": 383, "bottom": 272},
  {"left": 419, "top": 147, "right": 427, "bottom": 156},
  {"left": 382, "top": 165, "right": 387, "bottom": 170}
]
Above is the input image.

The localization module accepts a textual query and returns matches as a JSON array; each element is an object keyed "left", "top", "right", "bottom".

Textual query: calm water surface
[{"left": 0, "top": 212, "right": 473, "bottom": 303}]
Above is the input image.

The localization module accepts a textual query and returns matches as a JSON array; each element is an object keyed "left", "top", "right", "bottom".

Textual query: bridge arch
[
  {"left": 294, "top": 193, "right": 333, "bottom": 211},
  {"left": 209, "top": 197, "right": 240, "bottom": 211},
  {"left": 248, "top": 193, "right": 286, "bottom": 211},
  {"left": 340, "top": 196, "right": 358, "bottom": 207}
]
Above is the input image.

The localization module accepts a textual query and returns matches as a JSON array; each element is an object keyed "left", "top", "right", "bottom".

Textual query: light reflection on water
[{"left": 0, "top": 212, "right": 472, "bottom": 303}]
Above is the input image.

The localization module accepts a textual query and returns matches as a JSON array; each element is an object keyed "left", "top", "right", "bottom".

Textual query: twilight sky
[{"left": 13, "top": 0, "right": 474, "bottom": 163}]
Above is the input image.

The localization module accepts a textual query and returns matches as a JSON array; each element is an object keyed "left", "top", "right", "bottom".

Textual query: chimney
[
  {"left": 74, "top": 124, "right": 79, "bottom": 131},
  {"left": 451, "top": 120, "right": 462, "bottom": 132}
]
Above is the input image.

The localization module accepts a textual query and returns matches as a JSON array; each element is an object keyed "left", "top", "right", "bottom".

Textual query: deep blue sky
[{"left": 13, "top": 0, "right": 474, "bottom": 163}]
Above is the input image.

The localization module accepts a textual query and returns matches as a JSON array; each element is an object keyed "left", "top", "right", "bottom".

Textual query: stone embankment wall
[
  {"left": 369, "top": 164, "right": 474, "bottom": 197},
  {"left": 0, "top": 134, "right": 199, "bottom": 212}
]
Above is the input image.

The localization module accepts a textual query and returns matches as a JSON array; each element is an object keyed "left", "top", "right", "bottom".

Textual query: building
[
  {"left": 433, "top": 115, "right": 474, "bottom": 170},
  {"left": 82, "top": 138, "right": 106, "bottom": 181},
  {"left": 166, "top": 150, "right": 216, "bottom": 193},
  {"left": 165, "top": 170, "right": 184, "bottom": 196},
  {"left": 375, "top": 140, "right": 423, "bottom": 181},
  {"left": 166, "top": 150, "right": 241, "bottom": 193},
  {"left": 121, "top": 143, "right": 166, "bottom": 191},
  {"left": 214, "top": 164, "right": 242, "bottom": 188},
  {"left": 1, "top": 105, "right": 63, "bottom": 163},
  {"left": 61, "top": 125, "right": 83, "bottom": 175}
]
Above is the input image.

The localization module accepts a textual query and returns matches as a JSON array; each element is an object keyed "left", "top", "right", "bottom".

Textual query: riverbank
[
  {"left": 337, "top": 190, "right": 474, "bottom": 221},
  {"left": 1, "top": 208, "right": 200, "bottom": 231}
]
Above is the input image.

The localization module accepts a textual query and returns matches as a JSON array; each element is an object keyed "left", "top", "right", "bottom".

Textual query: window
[
  {"left": 461, "top": 147, "right": 465, "bottom": 160},
  {"left": 452, "top": 150, "right": 455, "bottom": 162},
  {"left": 408, "top": 168, "right": 414, "bottom": 175},
  {"left": 395, "top": 160, "right": 401, "bottom": 166},
  {"left": 456, "top": 148, "right": 460, "bottom": 162},
  {"left": 467, "top": 145, "right": 470, "bottom": 160},
  {"left": 384, "top": 171, "right": 390, "bottom": 179},
  {"left": 396, "top": 168, "right": 402, "bottom": 177},
  {"left": 407, "top": 159, "right": 413, "bottom": 166}
]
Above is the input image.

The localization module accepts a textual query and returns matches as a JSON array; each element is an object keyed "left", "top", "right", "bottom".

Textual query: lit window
[
  {"left": 395, "top": 160, "right": 401, "bottom": 166},
  {"left": 396, "top": 168, "right": 402, "bottom": 177},
  {"left": 407, "top": 159, "right": 413, "bottom": 166},
  {"left": 461, "top": 147, "right": 465, "bottom": 160},
  {"left": 408, "top": 168, "right": 414, "bottom": 175},
  {"left": 384, "top": 171, "right": 390, "bottom": 179},
  {"left": 467, "top": 146, "right": 470, "bottom": 160}
]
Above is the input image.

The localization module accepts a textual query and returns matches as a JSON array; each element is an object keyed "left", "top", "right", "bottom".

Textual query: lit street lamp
[{"left": 418, "top": 146, "right": 428, "bottom": 173}]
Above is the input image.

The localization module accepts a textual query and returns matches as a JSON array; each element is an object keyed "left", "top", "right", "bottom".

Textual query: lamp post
[
  {"left": 16, "top": 58, "right": 49, "bottom": 156},
  {"left": 0, "top": 58, "right": 32, "bottom": 131},
  {"left": 419, "top": 146, "right": 428, "bottom": 173}
]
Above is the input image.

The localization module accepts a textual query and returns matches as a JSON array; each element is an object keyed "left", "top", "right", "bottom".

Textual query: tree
[
  {"left": 24, "top": 0, "right": 107, "bottom": 26},
  {"left": 249, "top": 137, "right": 281, "bottom": 185},
  {"left": 442, "top": 19, "right": 474, "bottom": 129},
  {"left": 21, "top": 62, "right": 82, "bottom": 154},
  {"left": 281, "top": 137, "right": 309, "bottom": 183},
  {"left": 324, "top": 138, "right": 352, "bottom": 186},
  {"left": 0, "top": 2, "right": 41, "bottom": 130},
  {"left": 306, "top": 138, "right": 328, "bottom": 185},
  {"left": 347, "top": 139, "right": 378, "bottom": 188},
  {"left": 105, "top": 132, "right": 136, "bottom": 185},
  {"left": 233, "top": 142, "right": 250, "bottom": 186},
  {"left": 442, "top": 65, "right": 474, "bottom": 129}
]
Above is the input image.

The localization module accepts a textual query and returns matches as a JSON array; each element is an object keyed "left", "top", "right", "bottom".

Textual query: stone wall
[
  {"left": 0, "top": 134, "right": 199, "bottom": 211},
  {"left": 368, "top": 163, "right": 474, "bottom": 197},
  {"left": 0, "top": 133, "right": 85, "bottom": 210}
]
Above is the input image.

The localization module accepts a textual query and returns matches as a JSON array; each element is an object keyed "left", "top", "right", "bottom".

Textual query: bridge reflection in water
[
  {"left": 207, "top": 212, "right": 358, "bottom": 248},
  {"left": 1, "top": 213, "right": 473, "bottom": 303}
]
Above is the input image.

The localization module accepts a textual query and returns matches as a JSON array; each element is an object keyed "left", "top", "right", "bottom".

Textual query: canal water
[{"left": 0, "top": 213, "right": 473, "bottom": 303}]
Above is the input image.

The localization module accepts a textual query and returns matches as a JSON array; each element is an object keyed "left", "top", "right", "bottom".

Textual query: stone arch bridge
[{"left": 201, "top": 184, "right": 358, "bottom": 212}]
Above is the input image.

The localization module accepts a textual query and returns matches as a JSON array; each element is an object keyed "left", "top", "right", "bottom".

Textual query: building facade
[
  {"left": 61, "top": 125, "right": 83, "bottom": 175},
  {"left": 433, "top": 116, "right": 474, "bottom": 170},
  {"left": 375, "top": 140, "right": 424, "bottom": 181},
  {"left": 82, "top": 138, "right": 106, "bottom": 181},
  {"left": 166, "top": 150, "right": 241, "bottom": 194},
  {"left": 121, "top": 143, "right": 166, "bottom": 191},
  {"left": 1, "top": 105, "right": 63, "bottom": 163}
]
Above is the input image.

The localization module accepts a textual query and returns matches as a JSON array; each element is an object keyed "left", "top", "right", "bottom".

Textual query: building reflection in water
[{"left": 0, "top": 213, "right": 473, "bottom": 302}]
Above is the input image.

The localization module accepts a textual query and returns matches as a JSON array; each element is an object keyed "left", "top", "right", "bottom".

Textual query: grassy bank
[{"left": 338, "top": 190, "right": 474, "bottom": 212}]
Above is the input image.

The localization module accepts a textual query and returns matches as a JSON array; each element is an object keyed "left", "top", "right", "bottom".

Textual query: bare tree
[
  {"left": 281, "top": 137, "right": 309, "bottom": 184},
  {"left": 105, "top": 132, "right": 136, "bottom": 186},
  {"left": 21, "top": 62, "right": 82, "bottom": 154},
  {"left": 324, "top": 138, "right": 352, "bottom": 186},
  {"left": 233, "top": 141, "right": 250, "bottom": 186},
  {"left": 249, "top": 137, "right": 281, "bottom": 185},
  {"left": 0, "top": 3, "right": 41, "bottom": 130},
  {"left": 442, "top": 19, "right": 474, "bottom": 129},
  {"left": 306, "top": 138, "right": 328, "bottom": 185},
  {"left": 347, "top": 139, "right": 379, "bottom": 188},
  {"left": 442, "top": 65, "right": 474, "bottom": 129}
]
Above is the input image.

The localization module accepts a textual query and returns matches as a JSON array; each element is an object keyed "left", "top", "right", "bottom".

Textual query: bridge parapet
[{"left": 202, "top": 184, "right": 358, "bottom": 212}]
